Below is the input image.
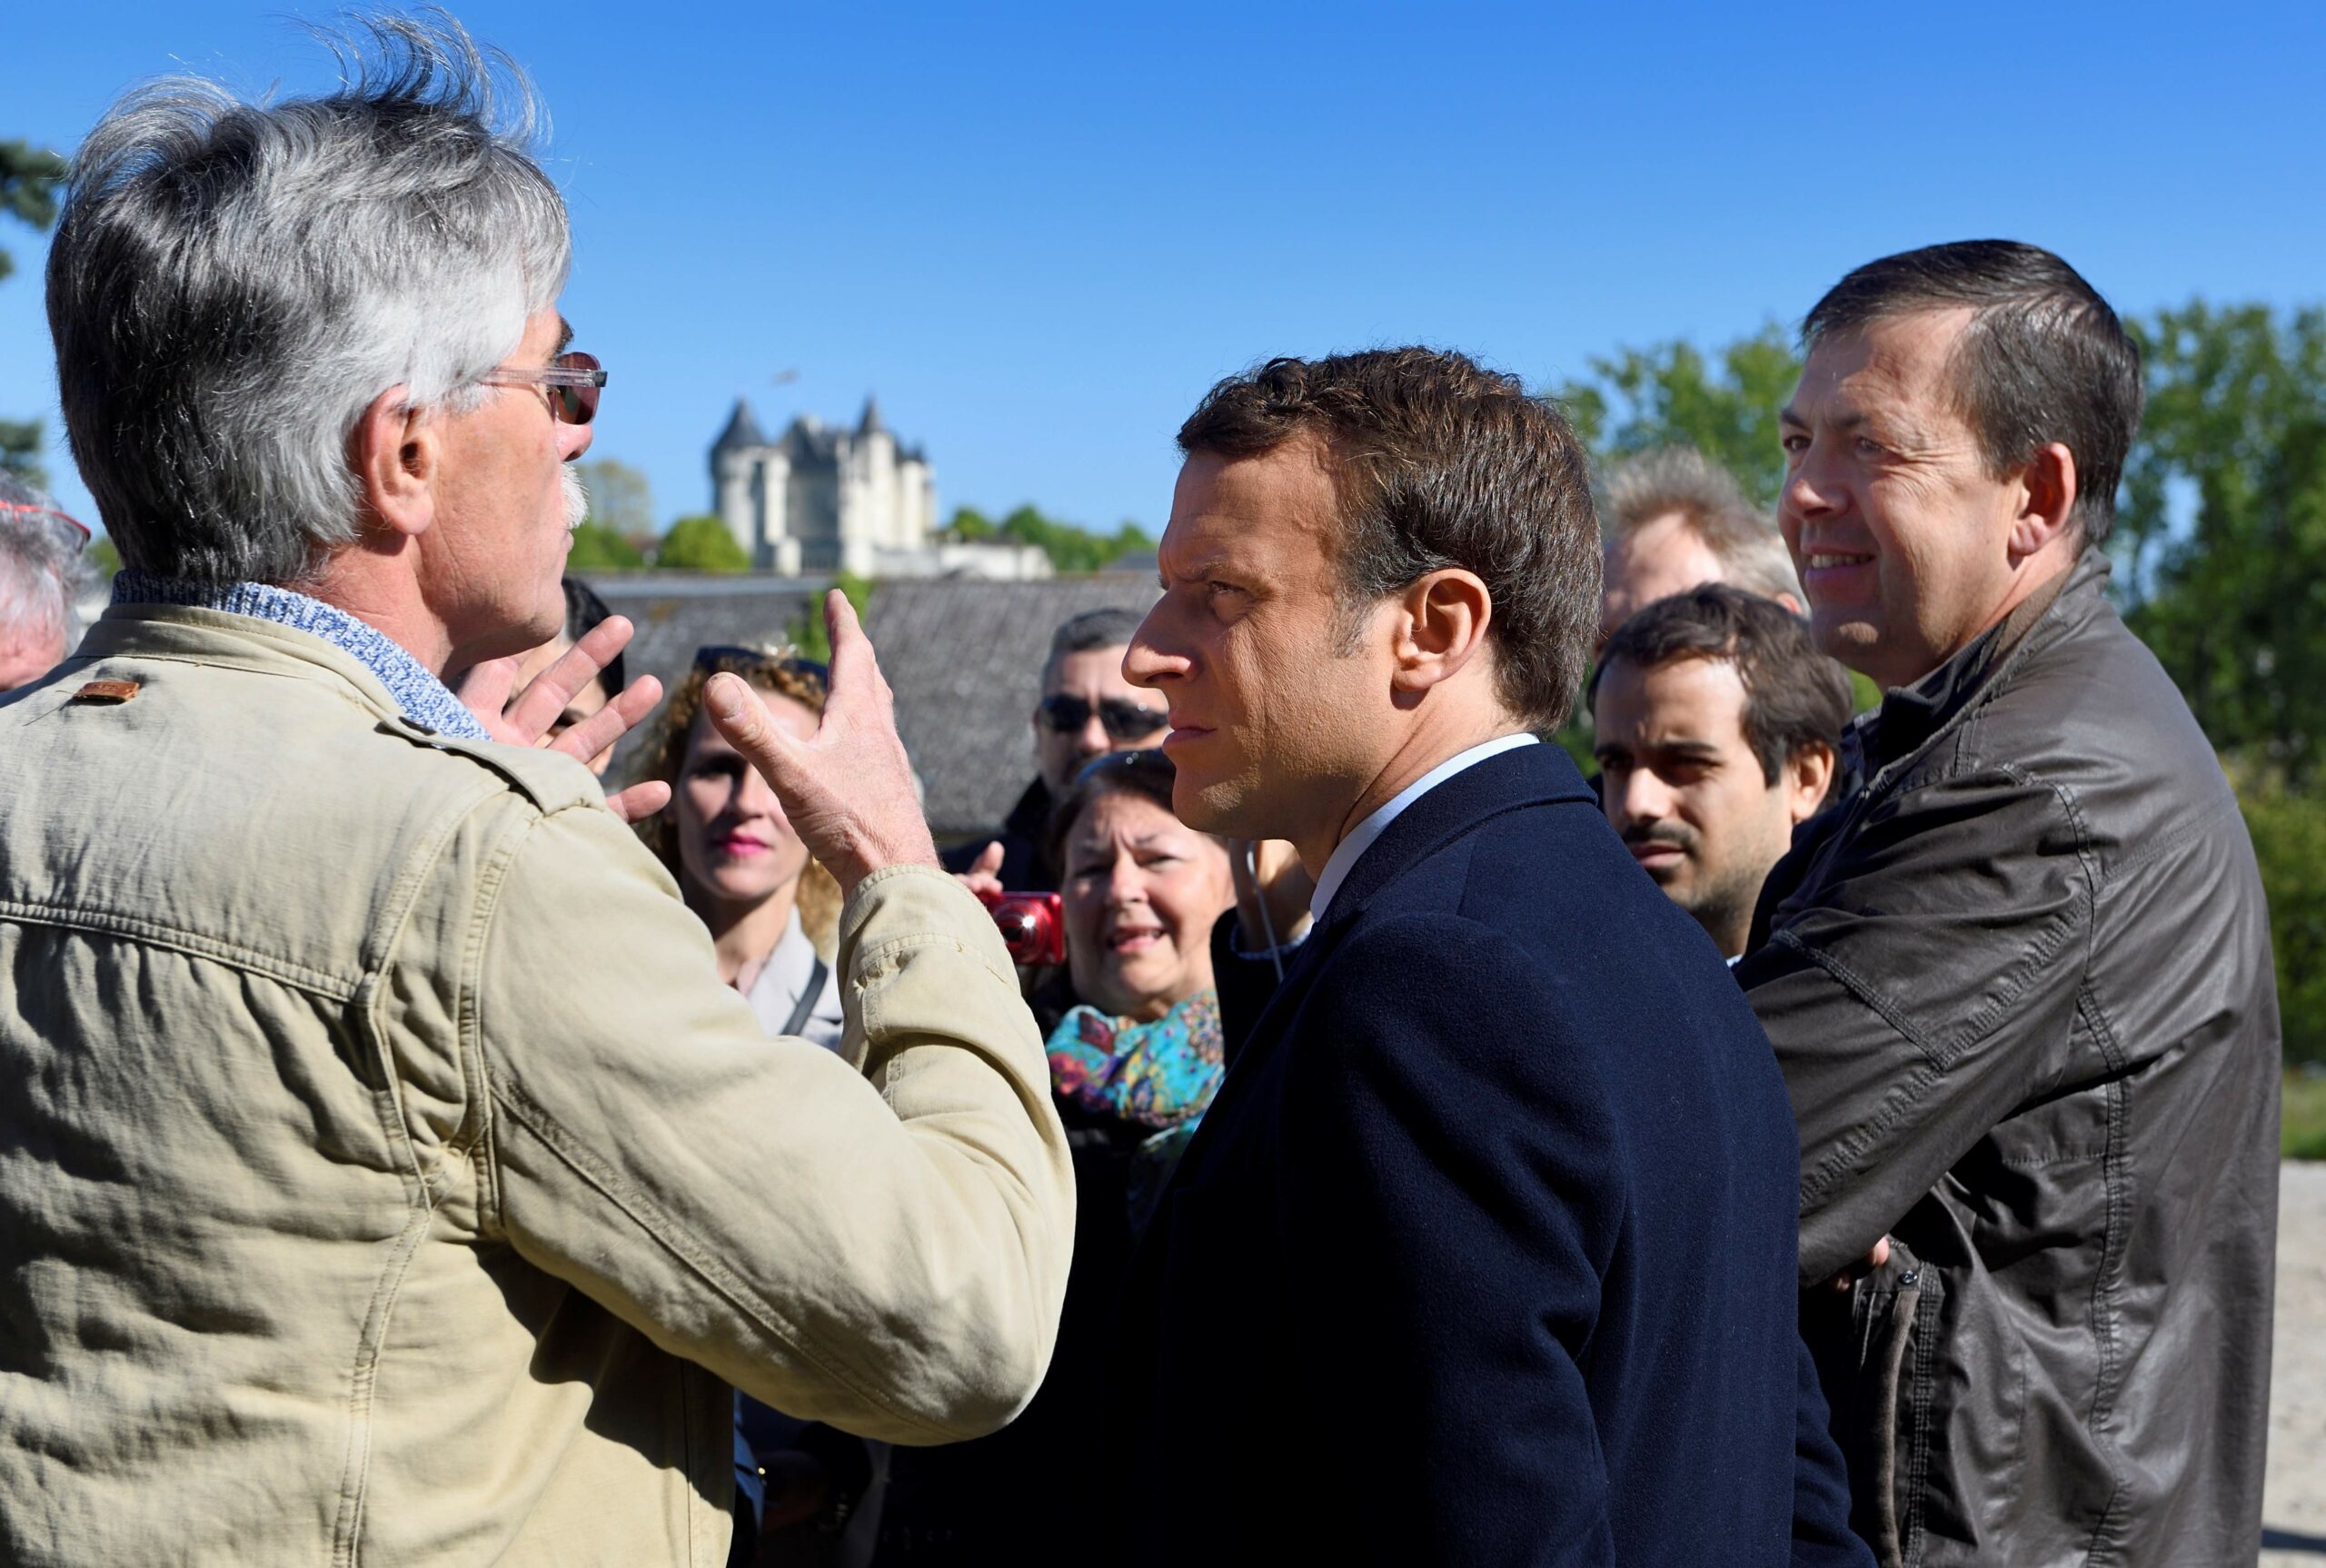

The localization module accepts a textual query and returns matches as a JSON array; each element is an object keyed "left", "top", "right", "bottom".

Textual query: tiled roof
[
  {"left": 867, "top": 576, "right": 1158, "bottom": 838},
  {"left": 581, "top": 572, "right": 1158, "bottom": 839}
]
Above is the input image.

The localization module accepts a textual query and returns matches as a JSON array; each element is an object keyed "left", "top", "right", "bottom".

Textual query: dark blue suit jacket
[{"left": 1110, "top": 744, "right": 1865, "bottom": 1565}]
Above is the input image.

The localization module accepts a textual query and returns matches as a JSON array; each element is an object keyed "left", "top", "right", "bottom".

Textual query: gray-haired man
[
  {"left": 0, "top": 471, "right": 92, "bottom": 691},
  {"left": 1597, "top": 444, "right": 1804, "bottom": 650},
  {"left": 0, "top": 20, "right": 1070, "bottom": 1567}
]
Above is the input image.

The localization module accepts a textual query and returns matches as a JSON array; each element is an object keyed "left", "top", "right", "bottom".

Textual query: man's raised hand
[
  {"left": 704, "top": 589, "right": 937, "bottom": 895},
  {"left": 454, "top": 614, "right": 671, "bottom": 825}
]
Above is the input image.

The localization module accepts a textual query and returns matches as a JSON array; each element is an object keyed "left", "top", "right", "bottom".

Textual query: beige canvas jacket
[{"left": 0, "top": 606, "right": 1074, "bottom": 1567}]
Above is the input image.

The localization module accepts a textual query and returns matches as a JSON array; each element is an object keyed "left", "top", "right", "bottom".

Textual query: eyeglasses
[
  {"left": 0, "top": 500, "right": 91, "bottom": 555},
  {"left": 481, "top": 351, "right": 607, "bottom": 425},
  {"left": 1039, "top": 693, "right": 1168, "bottom": 742},
  {"left": 692, "top": 643, "right": 830, "bottom": 689}
]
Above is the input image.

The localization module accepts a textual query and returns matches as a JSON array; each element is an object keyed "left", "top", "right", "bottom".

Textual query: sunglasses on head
[
  {"left": 691, "top": 644, "right": 830, "bottom": 687},
  {"left": 1039, "top": 692, "right": 1168, "bottom": 742},
  {"left": 481, "top": 351, "right": 607, "bottom": 426},
  {"left": 1073, "top": 747, "right": 1176, "bottom": 786}
]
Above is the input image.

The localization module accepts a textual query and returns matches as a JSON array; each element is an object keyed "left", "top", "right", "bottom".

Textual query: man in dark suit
[{"left": 1114, "top": 348, "right": 1866, "bottom": 1565}]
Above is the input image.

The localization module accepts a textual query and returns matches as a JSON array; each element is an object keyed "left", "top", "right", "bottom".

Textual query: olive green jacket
[{"left": 0, "top": 605, "right": 1074, "bottom": 1567}]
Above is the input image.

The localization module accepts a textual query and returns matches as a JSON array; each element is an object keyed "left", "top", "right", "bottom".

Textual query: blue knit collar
[{"left": 111, "top": 572, "right": 492, "bottom": 741}]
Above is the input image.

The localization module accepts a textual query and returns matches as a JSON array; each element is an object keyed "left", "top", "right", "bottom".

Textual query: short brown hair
[
  {"left": 1802, "top": 240, "right": 2143, "bottom": 547},
  {"left": 1178, "top": 347, "right": 1601, "bottom": 730},
  {"left": 1589, "top": 585, "right": 1854, "bottom": 786}
]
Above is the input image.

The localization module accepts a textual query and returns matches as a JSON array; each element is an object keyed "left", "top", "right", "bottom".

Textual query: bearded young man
[
  {"left": 1592, "top": 584, "right": 1854, "bottom": 959},
  {"left": 1109, "top": 349, "right": 1868, "bottom": 1567},
  {"left": 0, "top": 21, "right": 1070, "bottom": 1566},
  {"left": 1747, "top": 241, "right": 2280, "bottom": 1565}
]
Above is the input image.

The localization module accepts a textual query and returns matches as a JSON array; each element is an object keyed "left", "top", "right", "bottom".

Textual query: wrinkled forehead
[
  {"left": 1068, "top": 787, "right": 1223, "bottom": 854},
  {"left": 1790, "top": 307, "right": 1978, "bottom": 423},
  {"left": 1164, "top": 438, "right": 1342, "bottom": 564}
]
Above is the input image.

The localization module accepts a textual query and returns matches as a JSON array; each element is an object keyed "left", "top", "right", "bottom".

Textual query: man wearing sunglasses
[
  {"left": 0, "top": 19, "right": 1070, "bottom": 1568},
  {"left": 945, "top": 605, "right": 1168, "bottom": 890}
]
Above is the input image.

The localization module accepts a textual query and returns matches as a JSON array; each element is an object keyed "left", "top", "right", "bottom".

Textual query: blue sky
[{"left": 5, "top": 2, "right": 2323, "bottom": 541}]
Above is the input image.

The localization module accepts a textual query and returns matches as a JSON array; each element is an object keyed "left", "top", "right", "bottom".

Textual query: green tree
[
  {"left": 2, "top": 141, "right": 68, "bottom": 486},
  {"left": 944, "top": 505, "right": 998, "bottom": 542},
  {"left": 0, "top": 421, "right": 42, "bottom": 487},
  {"left": 786, "top": 571, "right": 875, "bottom": 663},
  {"left": 655, "top": 512, "right": 750, "bottom": 573},
  {"left": 939, "top": 502, "right": 1155, "bottom": 574},
  {"left": 0, "top": 140, "right": 66, "bottom": 284},
  {"left": 1549, "top": 323, "right": 1803, "bottom": 508},
  {"left": 2229, "top": 762, "right": 2326, "bottom": 1067},
  {"left": 2114, "top": 302, "right": 2326, "bottom": 782},
  {"left": 575, "top": 457, "right": 654, "bottom": 541},
  {"left": 565, "top": 521, "right": 643, "bottom": 571}
]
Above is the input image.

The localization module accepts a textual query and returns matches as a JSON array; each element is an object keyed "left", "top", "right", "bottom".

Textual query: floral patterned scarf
[{"left": 1045, "top": 988, "right": 1226, "bottom": 1230}]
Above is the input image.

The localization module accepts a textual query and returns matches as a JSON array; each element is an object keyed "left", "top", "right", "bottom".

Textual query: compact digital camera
[{"left": 976, "top": 888, "right": 1066, "bottom": 968}]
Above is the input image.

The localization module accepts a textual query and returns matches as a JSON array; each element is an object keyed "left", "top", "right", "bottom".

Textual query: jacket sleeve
[
  {"left": 470, "top": 801, "right": 1075, "bottom": 1445},
  {"left": 1791, "top": 1332, "right": 1875, "bottom": 1568},
  {"left": 1277, "top": 915, "right": 1619, "bottom": 1564},
  {"left": 1736, "top": 766, "right": 2092, "bottom": 1284}
]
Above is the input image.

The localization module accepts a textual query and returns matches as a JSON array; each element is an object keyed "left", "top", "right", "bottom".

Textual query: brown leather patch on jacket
[{"left": 70, "top": 680, "right": 141, "bottom": 704}]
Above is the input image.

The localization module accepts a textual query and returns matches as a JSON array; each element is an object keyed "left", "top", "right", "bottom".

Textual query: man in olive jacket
[
  {"left": 0, "top": 21, "right": 1071, "bottom": 1567},
  {"left": 1744, "top": 241, "right": 2280, "bottom": 1565}
]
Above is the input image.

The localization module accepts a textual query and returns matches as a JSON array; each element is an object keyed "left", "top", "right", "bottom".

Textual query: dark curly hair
[{"left": 632, "top": 650, "right": 840, "bottom": 958}]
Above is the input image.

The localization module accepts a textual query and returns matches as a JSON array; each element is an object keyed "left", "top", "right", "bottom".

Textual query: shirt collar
[
  {"left": 111, "top": 571, "right": 491, "bottom": 742},
  {"left": 1308, "top": 732, "right": 1540, "bottom": 925},
  {"left": 1866, "top": 553, "right": 2090, "bottom": 768}
]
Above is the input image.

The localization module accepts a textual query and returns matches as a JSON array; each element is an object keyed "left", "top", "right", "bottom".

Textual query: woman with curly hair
[{"left": 636, "top": 645, "right": 846, "bottom": 1051}]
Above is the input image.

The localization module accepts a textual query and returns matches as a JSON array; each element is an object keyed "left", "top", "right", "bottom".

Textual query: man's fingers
[
  {"left": 704, "top": 671, "right": 799, "bottom": 779},
  {"left": 602, "top": 779, "right": 671, "bottom": 826},
  {"left": 506, "top": 616, "right": 636, "bottom": 741},
  {"left": 552, "top": 673, "right": 661, "bottom": 767},
  {"left": 820, "top": 590, "right": 888, "bottom": 717},
  {"left": 454, "top": 654, "right": 522, "bottom": 725},
  {"left": 1828, "top": 1235, "right": 1896, "bottom": 1293},
  {"left": 971, "top": 840, "right": 1004, "bottom": 878}
]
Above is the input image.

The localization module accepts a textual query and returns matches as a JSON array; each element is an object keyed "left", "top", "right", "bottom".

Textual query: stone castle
[{"left": 710, "top": 397, "right": 1047, "bottom": 581}]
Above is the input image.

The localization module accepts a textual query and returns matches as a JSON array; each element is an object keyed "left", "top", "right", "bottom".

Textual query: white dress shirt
[
  {"left": 1307, "top": 732, "right": 1541, "bottom": 925},
  {"left": 742, "top": 906, "right": 846, "bottom": 1053}
]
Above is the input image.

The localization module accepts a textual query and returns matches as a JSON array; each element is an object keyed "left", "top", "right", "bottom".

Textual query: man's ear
[
  {"left": 352, "top": 387, "right": 436, "bottom": 542},
  {"left": 1786, "top": 740, "right": 1838, "bottom": 823},
  {"left": 1388, "top": 569, "right": 1494, "bottom": 696},
  {"left": 2010, "top": 442, "right": 2079, "bottom": 561}
]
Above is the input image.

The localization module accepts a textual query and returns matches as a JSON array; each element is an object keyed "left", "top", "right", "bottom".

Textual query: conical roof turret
[
  {"left": 714, "top": 398, "right": 768, "bottom": 451},
  {"left": 857, "top": 395, "right": 888, "bottom": 437}
]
